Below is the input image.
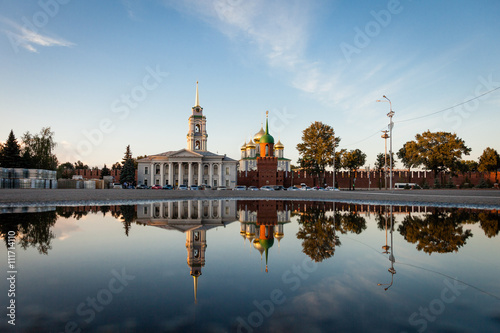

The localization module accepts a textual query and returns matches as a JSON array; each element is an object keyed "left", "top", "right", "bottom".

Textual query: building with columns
[{"left": 137, "top": 83, "right": 237, "bottom": 188}]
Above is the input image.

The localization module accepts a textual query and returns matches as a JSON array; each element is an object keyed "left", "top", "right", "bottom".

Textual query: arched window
[
  {"left": 265, "top": 145, "right": 269, "bottom": 156},
  {"left": 195, "top": 141, "right": 200, "bottom": 150},
  {"left": 195, "top": 124, "right": 200, "bottom": 133}
]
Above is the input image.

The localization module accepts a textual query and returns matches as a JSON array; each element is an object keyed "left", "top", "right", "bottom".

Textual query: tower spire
[
  {"left": 193, "top": 275, "right": 198, "bottom": 304},
  {"left": 195, "top": 81, "right": 199, "bottom": 107},
  {"left": 265, "top": 111, "right": 269, "bottom": 134}
]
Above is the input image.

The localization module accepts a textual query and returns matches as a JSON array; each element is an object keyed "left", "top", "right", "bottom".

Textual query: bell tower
[
  {"left": 186, "top": 229, "right": 207, "bottom": 303},
  {"left": 187, "top": 81, "right": 208, "bottom": 151}
]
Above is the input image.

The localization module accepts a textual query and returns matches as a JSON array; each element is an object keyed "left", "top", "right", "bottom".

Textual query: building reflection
[
  {"left": 237, "top": 201, "right": 291, "bottom": 273},
  {"left": 136, "top": 200, "right": 237, "bottom": 302}
]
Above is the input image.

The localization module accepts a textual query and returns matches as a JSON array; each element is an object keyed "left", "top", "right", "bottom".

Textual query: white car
[
  {"left": 177, "top": 185, "right": 188, "bottom": 190},
  {"left": 288, "top": 186, "right": 300, "bottom": 191},
  {"left": 216, "top": 186, "right": 228, "bottom": 190},
  {"left": 248, "top": 186, "right": 259, "bottom": 191},
  {"left": 260, "top": 186, "right": 275, "bottom": 191},
  {"left": 235, "top": 185, "right": 247, "bottom": 190}
]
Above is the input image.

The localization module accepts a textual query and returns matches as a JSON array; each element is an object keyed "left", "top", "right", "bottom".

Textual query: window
[
  {"left": 195, "top": 124, "right": 200, "bottom": 132},
  {"left": 195, "top": 141, "right": 200, "bottom": 150},
  {"left": 145, "top": 167, "right": 149, "bottom": 175},
  {"left": 143, "top": 206, "right": 148, "bottom": 214},
  {"left": 144, "top": 179, "right": 148, "bottom": 185},
  {"left": 156, "top": 165, "right": 160, "bottom": 175},
  {"left": 226, "top": 167, "right": 229, "bottom": 175}
]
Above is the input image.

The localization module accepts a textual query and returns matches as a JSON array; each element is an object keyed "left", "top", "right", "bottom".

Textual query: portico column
[
  {"left": 188, "top": 162, "right": 193, "bottom": 187},
  {"left": 218, "top": 199, "right": 222, "bottom": 218},
  {"left": 160, "top": 163, "right": 164, "bottom": 186},
  {"left": 198, "top": 163, "right": 202, "bottom": 186},
  {"left": 218, "top": 163, "right": 223, "bottom": 187},
  {"left": 168, "top": 163, "right": 173, "bottom": 185},
  {"left": 177, "top": 200, "right": 182, "bottom": 219},
  {"left": 188, "top": 200, "right": 193, "bottom": 219},
  {"left": 179, "top": 162, "right": 183, "bottom": 186},
  {"left": 209, "top": 163, "right": 213, "bottom": 187},
  {"left": 198, "top": 201, "right": 202, "bottom": 219},
  {"left": 168, "top": 201, "right": 173, "bottom": 219},
  {"left": 150, "top": 163, "right": 154, "bottom": 186}
]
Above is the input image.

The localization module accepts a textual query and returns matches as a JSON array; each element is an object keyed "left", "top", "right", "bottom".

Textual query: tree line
[
  {"left": 0, "top": 128, "right": 58, "bottom": 170},
  {"left": 296, "top": 122, "right": 500, "bottom": 189}
]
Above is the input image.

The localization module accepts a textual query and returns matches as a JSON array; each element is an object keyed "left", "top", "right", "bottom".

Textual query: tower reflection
[
  {"left": 137, "top": 200, "right": 237, "bottom": 302},
  {"left": 238, "top": 201, "right": 291, "bottom": 273}
]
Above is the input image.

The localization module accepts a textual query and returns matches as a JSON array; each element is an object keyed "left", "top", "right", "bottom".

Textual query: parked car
[
  {"left": 177, "top": 185, "right": 188, "bottom": 190},
  {"left": 136, "top": 184, "right": 149, "bottom": 189},
  {"left": 248, "top": 186, "right": 259, "bottom": 191},
  {"left": 190, "top": 185, "right": 199, "bottom": 190},
  {"left": 204, "top": 185, "right": 212, "bottom": 190},
  {"left": 112, "top": 183, "right": 122, "bottom": 189},
  {"left": 273, "top": 185, "right": 285, "bottom": 191},
  {"left": 151, "top": 185, "right": 162, "bottom": 189},
  {"left": 216, "top": 186, "right": 228, "bottom": 190},
  {"left": 235, "top": 185, "right": 247, "bottom": 190},
  {"left": 162, "top": 184, "right": 173, "bottom": 190},
  {"left": 260, "top": 185, "right": 275, "bottom": 191},
  {"left": 287, "top": 186, "right": 300, "bottom": 191},
  {"left": 325, "top": 186, "right": 339, "bottom": 191}
]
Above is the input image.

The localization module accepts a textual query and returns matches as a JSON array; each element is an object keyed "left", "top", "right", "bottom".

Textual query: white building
[{"left": 137, "top": 83, "right": 238, "bottom": 188}]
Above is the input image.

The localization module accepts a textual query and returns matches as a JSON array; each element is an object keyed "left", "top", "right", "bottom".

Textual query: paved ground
[{"left": 0, "top": 188, "right": 499, "bottom": 209}]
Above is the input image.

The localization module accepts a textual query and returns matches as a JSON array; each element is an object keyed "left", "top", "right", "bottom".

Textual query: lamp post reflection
[
  {"left": 382, "top": 206, "right": 390, "bottom": 254},
  {"left": 378, "top": 205, "right": 396, "bottom": 291}
]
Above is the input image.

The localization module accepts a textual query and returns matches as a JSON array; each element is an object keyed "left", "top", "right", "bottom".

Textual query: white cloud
[{"left": 0, "top": 15, "right": 74, "bottom": 53}]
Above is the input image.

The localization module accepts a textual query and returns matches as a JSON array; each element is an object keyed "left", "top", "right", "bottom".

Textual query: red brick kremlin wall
[
  {"left": 237, "top": 170, "right": 498, "bottom": 189},
  {"left": 73, "top": 169, "right": 138, "bottom": 182}
]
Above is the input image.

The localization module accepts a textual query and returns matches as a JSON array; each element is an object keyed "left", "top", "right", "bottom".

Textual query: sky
[{"left": 1, "top": 0, "right": 499, "bottom": 169}]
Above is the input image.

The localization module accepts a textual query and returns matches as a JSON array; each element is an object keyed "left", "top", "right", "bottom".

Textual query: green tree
[
  {"left": 397, "top": 141, "right": 422, "bottom": 182},
  {"left": 374, "top": 152, "right": 396, "bottom": 171},
  {"left": 74, "top": 160, "right": 89, "bottom": 170},
  {"left": 120, "top": 158, "right": 135, "bottom": 185},
  {"left": 111, "top": 162, "right": 122, "bottom": 171},
  {"left": 296, "top": 122, "right": 340, "bottom": 185},
  {"left": 22, "top": 127, "right": 58, "bottom": 170},
  {"left": 478, "top": 147, "right": 499, "bottom": 182},
  {"left": 339, "top": 210, "right": 367, "bottom": 234},
  {"left": 410, "top": 131, "right": 471, "bottom": 178},
  {"left": 341, "top": 149, "right": 366, "bottom": 190},
  {"left": 57, "top": 162, "right": 75, "bottom": 179},
  {"left": 122, "top": 145, "right": 133, "bottom": 166},
  {"left": 0, "top": 130, "right": 22, "bottom": 168},
  {"left": 101, "top": 164, "right": 111, "bottom": 178}
]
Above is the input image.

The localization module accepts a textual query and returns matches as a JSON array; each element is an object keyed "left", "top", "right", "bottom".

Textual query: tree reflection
[
  {"left": 296, "top": 206, "right": 340, "bottom": 262},
  {"left": 478, "top": 211, "right": 500, "bottom": 238},
  {"left": 118, "top": 205, "right": 137, "bottom": 237},
  {"left": 398, "top": 209, "right": 473, "bottom": 254},
  {"left": 0, "top": 211, "right": 57, "bottom": 255},
  {"left": 339, "top": 211, "right": 367, "bottom": 234}
]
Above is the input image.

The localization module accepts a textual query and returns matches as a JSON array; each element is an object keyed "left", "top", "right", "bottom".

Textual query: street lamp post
[
  {"left": 381, "top": 130, "right": 389, "bottom": 190},
  {"left": 333, "top": 144, "right": 336, "bottom": 189},
  {"left": 377, "top": 96, "right": 395, "bottom": 190}
]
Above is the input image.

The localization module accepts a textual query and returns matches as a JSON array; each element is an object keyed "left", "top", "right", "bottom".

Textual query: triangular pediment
[{"left": 168, "top": 149, "right": 204, "bottom": 158}]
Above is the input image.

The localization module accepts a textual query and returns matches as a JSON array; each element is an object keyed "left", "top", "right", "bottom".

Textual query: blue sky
[{"left": 1, "top": 0, "right": 499, "bottom": 168}]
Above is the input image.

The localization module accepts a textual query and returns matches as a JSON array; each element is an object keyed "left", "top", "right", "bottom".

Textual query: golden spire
[
  {"left": 193, "top": 275, "right": 198, "bottom": 304},
  {"left": 195, "top": 81, "right": 199, "bottom": 107}
]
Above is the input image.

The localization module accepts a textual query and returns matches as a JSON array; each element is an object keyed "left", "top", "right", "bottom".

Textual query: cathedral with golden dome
[{"left": 239, "top": 112, "right": 291, "bottom": 173}]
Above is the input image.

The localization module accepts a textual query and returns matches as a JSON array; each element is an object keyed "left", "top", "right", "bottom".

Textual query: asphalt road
[{"left": 0, "top": 188, "right": 499, "bottom": 209}]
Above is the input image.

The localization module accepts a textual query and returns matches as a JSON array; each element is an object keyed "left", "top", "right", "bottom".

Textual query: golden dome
[
  {"left": 275, "top": 139, "right": 284, "bottom": 149},
  {"left": 246, "top": 139, "right": 256, "bottom": 148},
  {"left": 253, "top": 125, "right": 265, "bottom": 144},
  {"left": 241, "top": 141, "right": 247, "bottom": 150}
]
